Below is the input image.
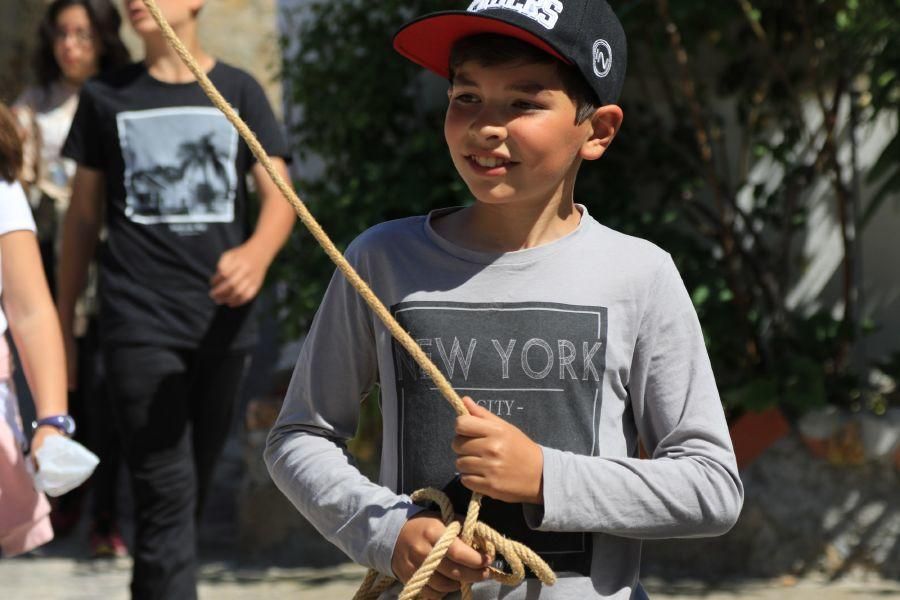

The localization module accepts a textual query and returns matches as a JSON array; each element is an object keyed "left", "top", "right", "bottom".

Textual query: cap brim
[{"left": 393, "top": 12, "right": 571, "bottom": 79}]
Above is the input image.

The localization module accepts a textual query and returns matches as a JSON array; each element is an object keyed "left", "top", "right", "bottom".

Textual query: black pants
[{"left": 104, "top": 345, "right": 248, "bottom": 600}]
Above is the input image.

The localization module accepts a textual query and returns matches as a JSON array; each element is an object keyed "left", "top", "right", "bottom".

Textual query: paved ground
[{"left": 2, "top": 554, "right": 898, "bottom": 599}]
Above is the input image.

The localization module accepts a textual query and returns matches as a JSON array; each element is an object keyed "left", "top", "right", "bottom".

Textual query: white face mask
[{"left": 29, "top": 436, "right": 99, "bottom": 497}]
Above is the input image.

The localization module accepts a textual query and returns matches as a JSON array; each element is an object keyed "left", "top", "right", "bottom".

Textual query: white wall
[{"left": 783, "top": 107, "right": 899, "bottom": 363}]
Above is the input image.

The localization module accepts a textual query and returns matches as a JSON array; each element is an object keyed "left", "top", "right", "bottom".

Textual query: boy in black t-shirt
[{"left": 58, "top": 1, "right": 295, "bottom": 598}]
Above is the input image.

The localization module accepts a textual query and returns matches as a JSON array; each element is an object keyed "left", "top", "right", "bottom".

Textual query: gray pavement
[{"left": 1, "top": 556, "right": 898, "bottom": 600}]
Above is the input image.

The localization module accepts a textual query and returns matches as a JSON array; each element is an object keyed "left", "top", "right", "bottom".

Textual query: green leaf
[
  {"left": 722, "top": 378, "right": 779, "bottom": 412},
  {"left": 692, "top": 285, "right": 711, "bottom": 306}
]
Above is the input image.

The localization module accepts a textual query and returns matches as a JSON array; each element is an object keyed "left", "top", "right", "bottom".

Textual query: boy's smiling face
[{"left": 444, "top": 59, "right": 601, "bottom": 209}]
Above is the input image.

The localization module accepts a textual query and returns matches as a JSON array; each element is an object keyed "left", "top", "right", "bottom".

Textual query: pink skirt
[{"left": 0, "top": 371, "right": 53, "bottom": 557}]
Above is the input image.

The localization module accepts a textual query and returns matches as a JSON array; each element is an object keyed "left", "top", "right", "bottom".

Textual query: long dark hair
[
  {"left": 0, "top": 104, "right": 23, "bottom": 183},
  {"left": 34, "top": 0, "right": 131, "bottom": 88}
]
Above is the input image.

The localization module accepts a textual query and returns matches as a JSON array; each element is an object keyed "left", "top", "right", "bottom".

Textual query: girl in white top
[
  {"left": 11, "top": 0, "right": 130, "bottom": 557},
  {"left": 0, "top": 103, "right": 69, "bottom": 556}
]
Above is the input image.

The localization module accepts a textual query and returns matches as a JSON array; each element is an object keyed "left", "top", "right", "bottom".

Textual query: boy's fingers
[
  {"left": 455, "top": 455, "right": 485, "bottom": 475},
  {"left": 461, "top": 396, "right": 485, "bottom": 416},
  {"left": 223, "top": 263, "right": 248, "bottom": 283},
  {"left": 444, "top": 536, "right": 490, "bottom": 569},
  {"left": 214, "top": 255, "right": 242, "bottom": 281},
  {"left": 424, "top": 571, "right": 460, "bottom": 593},
  {"left": 211, "top": 269, "right": 254, "bottom": 301},
  {"left": 210, "top": 279, "right": 234, "bottom": 300},
  {"left": 210, "top": 265, "right": 241, "bottom": 287},
  {"left": 210, "top": 271, "right": 225, "bottom": 286},
  {"left": 213, "top": 263, "right": 231, "bottom": 282},
  {"left": 436, "top": 558, "right": 490, "bottom": 584},
  {"left": 455, "top": 414, "right": 500, "bottom": 438},
  {"left": 462, "top": 396, "right": 503, "bottom": 421},
  {"left": 451, "top": 433, "right": 492, "bottom": 456},
  {"left": 225, "top": 283, "right": 254, "bottom": 307},
  {"left": 459, "top": 473, "right": 489, "bottom": 493}
]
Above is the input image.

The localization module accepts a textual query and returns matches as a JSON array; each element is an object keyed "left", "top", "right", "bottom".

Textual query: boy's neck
[
  {"left": 142, "top": 27, "right": 213, "bottom": 84},
  {"left": 434, "top": 190, "right": 582, "bottom": 254}
]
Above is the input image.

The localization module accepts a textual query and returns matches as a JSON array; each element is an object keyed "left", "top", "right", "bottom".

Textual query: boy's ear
[
  {"left": 190, "top": 0, "right": 205, "bottom": 17},
  {"left": 580, "top": 105, "right": 624, "bottom": 161}
]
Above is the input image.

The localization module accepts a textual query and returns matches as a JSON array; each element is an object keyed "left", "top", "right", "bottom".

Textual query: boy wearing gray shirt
[{"left": 266, "top": 2, "right": 743, "bottom": 598}]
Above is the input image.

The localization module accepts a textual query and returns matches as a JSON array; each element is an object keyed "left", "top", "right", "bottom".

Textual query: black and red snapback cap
[{"left": 393, "top": 1, "right": 627, "bottom": 106}]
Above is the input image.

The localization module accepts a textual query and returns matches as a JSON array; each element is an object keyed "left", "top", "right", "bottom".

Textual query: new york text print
[{"left": 392, "top": 301, "right": 608, "bottom": 575}]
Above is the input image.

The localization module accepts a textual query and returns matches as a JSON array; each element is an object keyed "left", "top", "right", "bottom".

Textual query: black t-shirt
[{"left": 63, "top": 61, "right": 289, "bottom": 350}]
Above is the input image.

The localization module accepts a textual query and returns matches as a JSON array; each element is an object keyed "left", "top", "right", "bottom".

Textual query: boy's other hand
[
  {"left": 392, "top": 511, "right": 491, "bottom": 598},
  {"left": 453, "top": 396, "right": 544, "bottom": 505},
  {"left": 209, "top": 242, "right": 270, "bottom": 307}
]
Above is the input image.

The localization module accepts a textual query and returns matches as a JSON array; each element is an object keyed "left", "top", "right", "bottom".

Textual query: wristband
[{"left": 32, "top": 414, "right": 76, "bottom": 437}]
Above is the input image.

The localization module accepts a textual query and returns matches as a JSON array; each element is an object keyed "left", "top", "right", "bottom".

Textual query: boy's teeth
[{"left": 472, "top": 156, "right": 506, "bottom": 168}]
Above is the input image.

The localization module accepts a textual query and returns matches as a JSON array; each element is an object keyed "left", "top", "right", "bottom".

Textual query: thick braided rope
[
  {"left": 140, "top": 2, "right": 556, "bottom": 597},
  {"left": 396, "top": 489, "right": 556, "bottom": 600},
  {"left": 352, "top": 571, "right": 395, "bottom": 600}
]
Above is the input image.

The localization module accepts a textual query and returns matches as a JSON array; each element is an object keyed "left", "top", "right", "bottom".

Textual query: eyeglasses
[{"left": 53, "top": 28, "right": 95, "bottom": 45}]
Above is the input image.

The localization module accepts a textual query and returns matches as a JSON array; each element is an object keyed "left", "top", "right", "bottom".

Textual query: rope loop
[{"left": 355, "top": 488, "right": 556, "bottom": 600}]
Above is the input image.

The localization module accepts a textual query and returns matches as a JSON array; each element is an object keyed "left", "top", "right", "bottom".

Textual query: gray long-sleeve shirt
[{"left": 265, "top": 206, "right": 743, "bottom": 599}]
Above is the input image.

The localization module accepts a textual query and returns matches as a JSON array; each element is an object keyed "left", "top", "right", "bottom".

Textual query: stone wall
[
  {"left": 643, "top": 434, "right": 900, "bottom": 580},
  {"left": 0, "top": 1, "right": 44, "bottom": 102}
]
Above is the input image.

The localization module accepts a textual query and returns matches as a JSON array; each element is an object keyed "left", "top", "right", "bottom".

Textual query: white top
[
  {"left": 0, "top": 180, "right": 38, "bottom": 337},
  {"left": 15, "top": 83, "right": 80, "bottom": 205}
]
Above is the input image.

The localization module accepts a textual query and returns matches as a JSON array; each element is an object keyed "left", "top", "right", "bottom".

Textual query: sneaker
[{"left": 90, "top": 528, "right": 128, "bottom": 559}]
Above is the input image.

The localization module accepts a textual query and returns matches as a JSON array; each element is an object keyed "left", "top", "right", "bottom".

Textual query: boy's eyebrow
[
  {"left": 507, "top": 81, "right": 547, "bottom": 94},
  {"left": 453, "top": 74, "right": 548, "bottom": 95},
  {"left": 452, "top": 73, "right": 479, "bottom": 87}
]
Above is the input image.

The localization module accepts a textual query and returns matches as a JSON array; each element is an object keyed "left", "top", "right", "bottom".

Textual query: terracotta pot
[{"left": 728, "top": 406, "right": 791, "bottom": 470}]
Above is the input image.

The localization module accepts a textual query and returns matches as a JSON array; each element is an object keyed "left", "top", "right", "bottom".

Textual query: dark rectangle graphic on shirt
[
  {"left": 116, "top": 107, "right": 239, "bottom": 227},
  {"left": 391, "top": 301, "right": 608, "bottom": 575}
]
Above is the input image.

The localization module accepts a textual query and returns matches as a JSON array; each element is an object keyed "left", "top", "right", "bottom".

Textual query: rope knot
[{"left": 354, "top": 488, "right": 556, "bottom": 600}]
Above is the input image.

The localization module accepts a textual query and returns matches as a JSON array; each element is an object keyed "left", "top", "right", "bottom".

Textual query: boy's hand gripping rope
[{"left": 140, "top": 1, "right": 556, "bottom": 597}]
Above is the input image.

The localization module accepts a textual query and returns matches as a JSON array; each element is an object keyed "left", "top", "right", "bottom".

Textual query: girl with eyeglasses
[{"left": 15, "top": 0, "right": 130, "bottom": 246}]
